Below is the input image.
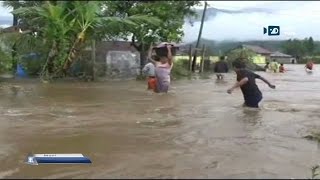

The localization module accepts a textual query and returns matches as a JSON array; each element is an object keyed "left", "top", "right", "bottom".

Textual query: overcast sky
[
  {"left": 184, "top": 1, "right": 320, "bottom": 42},
  {"left": 1, "top": 1, "right": 320, "bottom": 42},
  {"left": 0, "top": 1, "right": 10, "bottom": 16}
]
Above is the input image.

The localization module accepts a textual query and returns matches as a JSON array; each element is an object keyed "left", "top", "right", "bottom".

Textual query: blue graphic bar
[{"left": 25, "top": 154, "right": 92, "bottom": 165}]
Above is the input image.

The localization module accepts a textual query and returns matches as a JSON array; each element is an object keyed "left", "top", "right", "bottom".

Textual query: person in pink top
[{"left": 147, "top": 43, "right": 174, "bottom": 93}]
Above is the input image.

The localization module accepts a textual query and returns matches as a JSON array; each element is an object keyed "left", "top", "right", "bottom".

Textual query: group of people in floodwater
[
  {"left": 142, "top": 43, "right": 174, "bottom": 93},
  {"left": 264, "top": 59, "right": 314, "bottom": 73},
  {"left": 142, "top": 43, "right": 315, "bottom": 109},
  {"left": 264, "top": 59, "right": 286, "bottom": 73}
]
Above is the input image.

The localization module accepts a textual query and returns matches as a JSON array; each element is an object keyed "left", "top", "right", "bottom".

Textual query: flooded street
[{"left": 1, "top": 64, "right": 320, "bottom": 178}]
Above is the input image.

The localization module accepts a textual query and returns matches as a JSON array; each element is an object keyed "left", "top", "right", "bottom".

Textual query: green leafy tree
[
  {"left": 226, "top": 48, "right": 256, "bottom": 63},
  {"left": 304, "top": 37, "right": 315, "bottom": 55},
  {"left": 102, "top": 1, "right": 200, "bottom": 68},
  {"left": 225, "top": 47, "right": 264, "bottom": 71},
  {"left": 10, "top": 1, "right": 160, "bottom": 80},
  {"left": 282, "top": 39, "right": 307, "bottom": 61}
]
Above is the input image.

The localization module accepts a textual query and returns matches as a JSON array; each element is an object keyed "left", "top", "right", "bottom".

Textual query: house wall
[
  {"left": 105, "top": 51, "right": 140, "bottom": 80},
  {"left": 82, "top": 41, "right": 141, "bottom": 80}
]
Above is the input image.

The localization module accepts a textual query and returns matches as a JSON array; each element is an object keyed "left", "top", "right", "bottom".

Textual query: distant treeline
[{"left": 187, "top": 38, "right": 320, "bottom": 57}]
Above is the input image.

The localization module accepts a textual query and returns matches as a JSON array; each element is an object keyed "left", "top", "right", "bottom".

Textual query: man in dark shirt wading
[
  {"left": 227, "top": 59, "right": 276, "bottom": 108},
  {"left": 214, "top": 56, "right": 229, "bottom": 80}
]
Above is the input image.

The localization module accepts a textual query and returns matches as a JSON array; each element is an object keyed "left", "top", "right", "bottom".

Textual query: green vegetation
[
  {"left": 226, "top": 48, "right": 265, "bottom": 71},
  {"left": 282, "top": 37, "right": 315, "bottom": 62},
  {"left": 311, "top": 165, "right": 320, "bottom": 179},
  {"left": 188, "top": 38, "right": 320, "bottom": 65},
  {"left": 304, "top": 131, "right": 320, "bottom": 142},
  {"left": 1, "top": 1, "right": 320, "bottom": 81},
  {"left": 11, "top": 1, "right": 161, "bottom": 81},
  {"left": 171, "top": 59, "right": 192, "bottom": 80},
  {"left": 0, "top": 1, "right": 199, "bottom": 81},
  {"left": 102, "top": 1, "right": 200, "bottom": 67},
  {"left": 303, "top": 131, "right": 320, "bottom": 179}
]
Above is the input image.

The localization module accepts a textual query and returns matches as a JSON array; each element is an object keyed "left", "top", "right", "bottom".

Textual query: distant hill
[{"left": 182, "top": 38, "right": 320, "bottom": 55}]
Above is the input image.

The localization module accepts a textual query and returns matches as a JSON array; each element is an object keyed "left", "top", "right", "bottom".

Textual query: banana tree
[
  {"left": 11, "top": 1, "right": 161, "bottom": 79},
  {"left": 62, "top": 1, "right": 161, "bottom": 73},
  {"left": 62, "top": 1, "right": 99, "bottom": 72},
  {"left": 12, "top": 1, "right": 76, "bottom": 79}
]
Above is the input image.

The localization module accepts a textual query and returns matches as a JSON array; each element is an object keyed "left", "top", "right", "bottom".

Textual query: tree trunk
[
  {"left": 12, "top": 4, "right": 19, "bottom": 27},
  {"left": 63, "top": 37, "right": 82, "bottom": 74},
  {"left": 140, "top": 47, "right": 147, "bottom": 74},
  {"left": 191, "top": 51, "right": 197, "bottom": 72},
  {"left": 188, "top": 45, "right": 193, "bottom": 71},
  {"left": 41, "top": 40, "right": 58, "bottom": 80},
  {"left": 13, "top": 15, "right": 18, "bottom": 26},
  {"left": 130, "top": 35, "right": 147, "bottom": 73},
  {"left": 11, "top": 43, "right": 17, "bottom": 74}
]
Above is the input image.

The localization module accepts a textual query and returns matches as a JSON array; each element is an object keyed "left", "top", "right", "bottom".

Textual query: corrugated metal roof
[
  {"left": 270, "top": 51, "right": 292, "bottom": 57},
  {"left": 242, "top": 44, "right": 272, "bottom": 54}
]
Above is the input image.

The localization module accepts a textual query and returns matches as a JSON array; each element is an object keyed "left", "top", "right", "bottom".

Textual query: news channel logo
[
  {"left": 25, "top": 153, "right": 92, "bottom": 165},
  {"left": 25, "top": 154, "right": 38, "bottom": 165},
  {"left": 263, "top": 26, "right": 280, "bottom": 36}
]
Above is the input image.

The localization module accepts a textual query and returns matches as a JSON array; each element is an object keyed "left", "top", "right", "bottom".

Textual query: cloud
[
  {"left": 1, "top": 1, "right": 319, "bottom": 42},
  {"left": 0, "top": 1, "right": 12, "bottom": 17},
  {"left": 183, "top": 1, "right": 320, "bottom": 42}
]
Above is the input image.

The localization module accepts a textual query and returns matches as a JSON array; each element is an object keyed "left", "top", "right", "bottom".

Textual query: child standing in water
[
  {"left": 142, "top": 60, "right": 157, "bottom": 91},
  {"left": 147, "top": 43, "right": 174, "bottom": 93},
  {"left": 227, "top": 59, "right": 276, "bottom": 108},
  {"left": 279, "top": 63, "right": 285, "bottom": 73}
]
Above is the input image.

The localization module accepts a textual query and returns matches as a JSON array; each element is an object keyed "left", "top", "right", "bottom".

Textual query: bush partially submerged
[
  {"left": 304, "top": 131, "right": 320, "bottom": 142},
  {"left": 226, "top": 48, "right": 265, "bottom": 71},
  {"left": 311, "top": 165, "right": 320, "bottom": 179},
  {"left": 171, "top": 59, "right": 192, "bottom": 79}
]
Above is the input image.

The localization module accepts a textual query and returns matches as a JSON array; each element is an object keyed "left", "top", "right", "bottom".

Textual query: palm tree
[
  {"left": 62, "top": 1, "right": 161, "bottom": 73},
  {"left": 2, "top": 0, "right": 45, "bottom": 27},
  {"left": 2, "top": 0, "right": 20, "bottom": 26},
  {"left": 12, "top": 1, "right": 161, "bottom": 80}
]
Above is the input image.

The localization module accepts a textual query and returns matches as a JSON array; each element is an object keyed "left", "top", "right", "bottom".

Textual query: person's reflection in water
[
  {"left": 215, "top": 78, "right": 228, "bottom": 84},
  {"left": 10, "top": 86, "right": 19, "bottom": 97},
  {"left": 241, "top": 108, "right": 263, "bottom": 127}
]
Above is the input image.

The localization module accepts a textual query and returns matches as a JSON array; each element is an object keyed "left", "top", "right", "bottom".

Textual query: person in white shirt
[{"left": 142, "top": 56, "right": 157, "bottom": 91}]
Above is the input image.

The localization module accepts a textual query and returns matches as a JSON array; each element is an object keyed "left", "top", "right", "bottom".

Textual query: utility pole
[{"left": 191, "top": 1, "right": 208, "bottom": 72}]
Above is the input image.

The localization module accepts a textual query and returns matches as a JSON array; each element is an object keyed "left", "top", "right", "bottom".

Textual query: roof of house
[
  {"left": 242, "top": 44, "right": 272, "bottom": 54},
  {"left": 270, "top": 51, "right": 292, "bottom": 58}
]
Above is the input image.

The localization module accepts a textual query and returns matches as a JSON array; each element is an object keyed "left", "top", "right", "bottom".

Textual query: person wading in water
[
  {"left": 214, "top": 56, "right": 229, "bottom": 80},
  {"left": 227, "top": 59, "right": 276, "bottom": 108},
  {"left": 143, "top": 46, "right": 159, "bottom": 92},
  {"left": 147, "top": 43, "right": 174, "bottom": 93}
]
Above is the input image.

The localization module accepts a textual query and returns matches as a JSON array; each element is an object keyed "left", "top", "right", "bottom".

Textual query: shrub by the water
[{"left": 171, "top": 59, "right": 191, "bottom": 79}]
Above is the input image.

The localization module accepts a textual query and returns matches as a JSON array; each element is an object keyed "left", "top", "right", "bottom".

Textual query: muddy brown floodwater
[{"left": 1, "top": 64, "right": 320, "bottom": 179}]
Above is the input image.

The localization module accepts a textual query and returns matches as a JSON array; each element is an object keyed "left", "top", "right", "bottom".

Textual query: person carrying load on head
[{"left": 147, "top": 42, "right": 174, "bottom": 93}]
